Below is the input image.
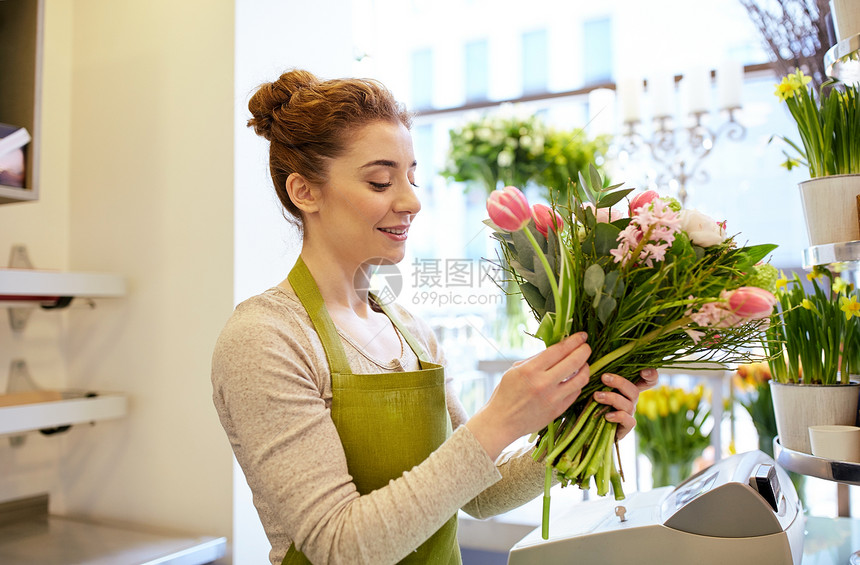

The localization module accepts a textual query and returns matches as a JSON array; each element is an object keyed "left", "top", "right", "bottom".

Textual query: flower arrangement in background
[
  {"left": 635, "top": 383, "right": 712, "bottom": 488},
  {"left": 764, "top": 267, "right": 860, "bottom": 384},
  {"left": 773, "top": 69, "right": 860, "bottom": 177},
  {"left": 442, "top": 108, "right": 611, "bottom": 201},
  {"left": 733, "top": 362, "right": 777, "bottom": 455},
  {"left": 485, "top": 165, "right": 778, "bottom": 538}
]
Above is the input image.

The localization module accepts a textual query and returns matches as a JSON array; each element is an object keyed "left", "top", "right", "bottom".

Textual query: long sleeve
[{"left": 211, "top": 288, "right": 502, "bottom": 565}]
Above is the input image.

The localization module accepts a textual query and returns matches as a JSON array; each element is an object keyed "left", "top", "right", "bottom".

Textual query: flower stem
[
  {"left": 590, "top": 316, "right": 693, "bottom": 375},
  {"left": 522, "top": 227, "right": 565, "bottom": 337}
]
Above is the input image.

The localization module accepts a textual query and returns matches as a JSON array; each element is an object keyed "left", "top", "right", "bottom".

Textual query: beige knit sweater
[{"left": 211, "top": 284, "right": 548, "bottom": 565}]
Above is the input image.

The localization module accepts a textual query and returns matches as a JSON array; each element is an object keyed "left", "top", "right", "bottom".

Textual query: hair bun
[{"left": 247, "top": 69, "right": 321, "bottom": 141}]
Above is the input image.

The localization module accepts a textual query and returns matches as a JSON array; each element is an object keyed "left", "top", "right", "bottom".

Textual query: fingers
[
  {"left": 523, "top": 332, "right": 588, "bottom": 372},
  {"left": 594, "top": 373, "right": 637, "bottom": 415},
  {"left": 637, "top": 368, "right": 659, "bottom": 390}
]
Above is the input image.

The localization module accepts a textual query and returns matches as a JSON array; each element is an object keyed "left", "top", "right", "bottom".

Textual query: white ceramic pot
[
  {"left": 770, "top": 381, "right": 860, "bottom": 454},
  {"left": 831, "top": 0, "right": 860, "bottom": 42},
  {"left": 798, "top": 174, "right": 860, "bottom": 246}
]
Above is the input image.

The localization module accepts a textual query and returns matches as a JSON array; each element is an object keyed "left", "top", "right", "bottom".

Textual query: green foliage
[
  {"left": 441, "top": 110, "right": 611, "bottom": 201},
  {"left": 774, "top": 70, "right": 860, "bottom": 177},
  {"left": 764, "top": 269, "right": 860, "bottom": 384}
]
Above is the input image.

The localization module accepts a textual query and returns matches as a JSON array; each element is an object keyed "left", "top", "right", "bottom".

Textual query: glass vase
[{"left": 651, "top": 458, "right": 695, "bottom": 488}]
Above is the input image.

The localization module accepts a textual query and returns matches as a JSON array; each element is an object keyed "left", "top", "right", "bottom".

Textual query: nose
[{"left": 395, "top": 178, "right": 422, "bottom": 216}]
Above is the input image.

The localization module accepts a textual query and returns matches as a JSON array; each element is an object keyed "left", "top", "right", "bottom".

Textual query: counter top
[
  {"left": 459, "top": 487, "right": 860, "bottom": 564},
  {"left": 0, "top": 514, "right": 226, "bottom": 565}
]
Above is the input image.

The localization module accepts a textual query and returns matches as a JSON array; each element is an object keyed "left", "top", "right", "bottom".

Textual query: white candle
[
  {"left": 717, "top": 59, "right": 743, "bottom": 110},
  {"left": 588, "top": 88, "right": 616, "bottom": 137},
  {"left": 648, "top": 72, "right": 675, "bottom": 119},
  {"left": 618, "top": 76, "right": 642, "bottom": 124},
  {"left": 683, "top": 65, "right": 711, "bottom": 115}
]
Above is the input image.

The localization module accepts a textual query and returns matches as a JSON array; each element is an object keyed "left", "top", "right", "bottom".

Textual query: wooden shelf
[
  {"left": 0, "top": 268, "right": 126, "bottom": 304},
  {"left": 0, "top": 392, "right": 127, "bottom": 436}
]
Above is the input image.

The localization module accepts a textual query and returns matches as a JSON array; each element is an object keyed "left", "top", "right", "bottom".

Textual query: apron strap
[{"left": 287, "top": 257, "right": 352, "bottom": 375}]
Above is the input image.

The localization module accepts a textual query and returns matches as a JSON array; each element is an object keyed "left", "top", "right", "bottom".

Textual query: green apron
[{"left": 282, "top": 257, "right": 461, "bottom": 565}]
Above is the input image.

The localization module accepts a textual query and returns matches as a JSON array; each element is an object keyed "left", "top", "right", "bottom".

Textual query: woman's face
[{"left": 309, "top": 120, "right": 421, "bottom": 268}]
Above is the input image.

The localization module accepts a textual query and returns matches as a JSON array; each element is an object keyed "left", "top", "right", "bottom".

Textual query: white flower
[
  {"left": 497, "top": 150, "right": 514, "bottom": 167},
  {"left": 679, "top": 209, "right": 726, "bottom": 247}
]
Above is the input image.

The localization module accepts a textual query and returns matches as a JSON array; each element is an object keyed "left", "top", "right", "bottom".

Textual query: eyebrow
[{"left": 360, "top": 159, "right": 418, "bottom": 169}]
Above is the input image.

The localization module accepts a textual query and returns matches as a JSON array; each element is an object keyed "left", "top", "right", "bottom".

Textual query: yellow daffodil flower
[
  {"left": 801, "top": 298, "right": 814, "bottom": 310},
  {"left": 774, "top": 77, "right": 796, "bottom": 100},
  {"left": 774, "top": 69, "right": 812, "bottom": 100},
  {"left": 833, "top": 276, "right": 850, "bottom": 295},
  {"left": 775, "top": 273, "right": 788, "bottom": 292},
  {"left": 840, "top": 295, "right": 860, "bottom": 320}
]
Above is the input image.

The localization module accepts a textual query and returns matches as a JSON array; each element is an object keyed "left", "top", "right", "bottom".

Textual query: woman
[{"left": 212, "top": 69, "right": 658, "bottom": 565}]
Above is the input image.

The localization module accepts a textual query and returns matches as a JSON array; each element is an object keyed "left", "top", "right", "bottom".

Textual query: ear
[{"left": 285, "top": 172, "right": 321, "bottom": 213}]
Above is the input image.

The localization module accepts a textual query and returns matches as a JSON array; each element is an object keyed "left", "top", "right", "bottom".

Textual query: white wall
[
  {"left": 0, "top": 0, "right": 235, "bottom": 549},
  {"left": 232, "top": 1, "right": 354, "bottom": 561}
]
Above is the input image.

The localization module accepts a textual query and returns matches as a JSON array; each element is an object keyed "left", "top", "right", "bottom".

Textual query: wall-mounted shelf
[
  {"left": 0, "top": 268, "right": 126, "bottom": 304},
  {"left": 0, "top": 391, "right": 127, "bottom": 436}
]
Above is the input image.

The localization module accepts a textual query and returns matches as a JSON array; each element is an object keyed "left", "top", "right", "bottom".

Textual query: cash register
[{"left": 507, "top": 450, "right": 804, "bottom": 564}]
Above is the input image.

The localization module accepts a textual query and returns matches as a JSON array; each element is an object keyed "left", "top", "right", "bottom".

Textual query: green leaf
[
  {"left": 591, "top": 222, "right": 622, "bottom": 256},
  {"left": 738, "top": 243, "right": 778, "bottom": 267},
  {"left": 597, "top": 295, "right": 617, "bottom": 325},
  {"left": 603, "top": 270, "right": 623, "bottom": 297},
  {"left": 584, "top": 264, "right": 605, "bottom": 296},
  {"left": 520, "top": 282, "right": 547, "bottom": 318},
  {"left": 535, "top": 312, "right": 559, "bottom": 346},
  {"left": 596, "top": 188, "right": 634, "bottom": 209}
]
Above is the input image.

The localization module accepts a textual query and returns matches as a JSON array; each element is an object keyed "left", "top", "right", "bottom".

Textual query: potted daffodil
[
  {"left": 774, "top": 69, "right": 860, "bottom": 246},
  {"left": 763, "top": 267, "right": 860, "bottom": 454}
]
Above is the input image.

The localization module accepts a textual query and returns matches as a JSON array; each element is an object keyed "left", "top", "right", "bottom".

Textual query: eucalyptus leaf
[
  {"left": 604, "top": 270, "right": 621, "bottom": 297},
  {"left": 597, "top": 295, "right": 617, "bottom": 325},
  {"left": 584, "top": 264, "right": 605, "bottom": 296},
  {"left": 591, "top": 222, "right": 622, "bottom": 257}
]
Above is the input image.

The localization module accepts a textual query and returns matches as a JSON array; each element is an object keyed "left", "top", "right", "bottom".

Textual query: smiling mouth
[{"left": 379, "top": 227, "right": 408, "bottom": 235}]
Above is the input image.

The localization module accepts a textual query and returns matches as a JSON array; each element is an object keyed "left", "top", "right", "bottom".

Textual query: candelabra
[
  {"left": 619, "top": 109, "right": 746, "bottom": 206},
  {"left": 610, "top": 63, "right": 747, "bottom": 206}
]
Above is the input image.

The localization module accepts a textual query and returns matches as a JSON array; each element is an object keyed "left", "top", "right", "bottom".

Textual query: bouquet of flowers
[
  {"left": 774, "top": 68, "right": 860, "bottom": 177},
  {"left": 635, "top": 384, "right": 711, "bottom": 488},
  {"left": 485, "top": 165, "right": 778, "bottom": 537},
  {"left": 763, "top": 267, "right": 860, "bottom": 384}
]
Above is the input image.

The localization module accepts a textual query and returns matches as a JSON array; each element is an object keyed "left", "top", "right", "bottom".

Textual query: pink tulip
[
  {"left": 727, "top": 287, "right": 777, "bottom": 319},
  {"left": 532, "top": 203, "right": 564, "bottom": 237},
  {"left": 583, "top": 202, "right": 623, "bottom": 223},
  {"left": 487, "top": 186, "right": 531, "bottom": 232},
  {"left": 629, "top": 190, "right": 660, "bottom": 215}
]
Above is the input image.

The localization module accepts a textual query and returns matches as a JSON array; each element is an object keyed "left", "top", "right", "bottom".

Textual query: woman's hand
[
  {"left": 593, "top": 368, "right": 659, "bottom": 440},
  {"left": 466, "top": 332, "right": 592, "bottom": 460}
]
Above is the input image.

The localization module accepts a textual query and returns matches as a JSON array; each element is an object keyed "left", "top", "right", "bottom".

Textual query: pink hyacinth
[
  {"left": 532, "top": 203, "right": 564, "bottom": 237},
  {"left": 610, "top": 197, "right": 681, "bottom": 267},
  {"left": 487, "top": 186, "right": 531, "bottom": 232}
]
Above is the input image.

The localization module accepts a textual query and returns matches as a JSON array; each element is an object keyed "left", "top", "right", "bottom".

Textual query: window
[
  {"left": 583, "top": 16, "right": 613, "bottom": 84},
  {"left": 464, "top": 39, "right": 489, "bottom": 102},
  {"left": 522, "top": 29, "right": 549, "bottom": 94},
  {"left": 411, "top": 48, "right": 433, "bottom": 110}
]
